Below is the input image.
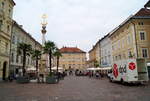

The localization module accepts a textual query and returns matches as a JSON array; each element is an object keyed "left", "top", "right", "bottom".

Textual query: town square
[{"left": 0, "top": 0, "right": 150, "bottom": 101}]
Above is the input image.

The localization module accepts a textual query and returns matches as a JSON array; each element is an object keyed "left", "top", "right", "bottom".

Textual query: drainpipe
[{"left": 131, "top": 20, "right": 139, "bottom": 58}]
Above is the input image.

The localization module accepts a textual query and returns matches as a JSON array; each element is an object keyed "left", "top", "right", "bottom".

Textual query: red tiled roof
[
  {"left": 60, "top": 47, "right": 86, "bottom": 53},
  {"left": 134, "top": 8, "right": 150, "bottom": 16}
]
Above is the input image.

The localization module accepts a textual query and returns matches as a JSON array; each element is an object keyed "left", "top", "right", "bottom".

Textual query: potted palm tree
[
  {"left": 53, "top": 48, "right": 63, "bottom": 80},
  {"left": 31, "top": 49, "right": 41, "bottom": 82},
  {"left": 16, "top": 43, "right": 32, "bottom": 83},
  {"left": 43, "top": 41, "right": 58, "bottom": 84}
]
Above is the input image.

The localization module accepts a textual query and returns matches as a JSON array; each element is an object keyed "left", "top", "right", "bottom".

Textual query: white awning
[
  {"left": 27, "top": 67, "right": 36, "bottom": 71},
  {"left": 52, "top": 67, "right": 64, "bottom": 70},
  {"left": 87, "top": 67, "right": 112, "bottom": 71},
  {"left": 87, "top": 67, "right": 97, "bottom": 71},
  {"left": 101, "top": 67, "right": 112, "bottom": 70},
  {"left": 147, "top": 63, "right": 150, "bottom": 66}
]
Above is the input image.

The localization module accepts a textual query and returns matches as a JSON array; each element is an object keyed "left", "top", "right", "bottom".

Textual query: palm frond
[
  {"left": 53, "top": 48, "right": 62, "bottom": 57},
  {"left": 31, "top": 49, "right": 42, "bottom": 60}
]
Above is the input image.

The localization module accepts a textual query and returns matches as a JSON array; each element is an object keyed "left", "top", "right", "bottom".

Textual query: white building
[{"left": 100, "top": 34, "right": 113, "bottom": 67}]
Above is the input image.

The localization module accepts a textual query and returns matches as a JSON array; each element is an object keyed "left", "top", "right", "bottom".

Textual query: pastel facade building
[
  {"left": 109, "top": 8, "right": 150, "bottom": 64},
  {"left": 58, "top": 47, "right": 87, "bottom": 70},
  {"left": 100, "top": 34, "right": 113, "bottom": 67},
  {"left": 0, "top": 0, "right": 15, "bottom": 80},
  {"left": 88, "top": 41, "right": 100, "bottom": 67}
]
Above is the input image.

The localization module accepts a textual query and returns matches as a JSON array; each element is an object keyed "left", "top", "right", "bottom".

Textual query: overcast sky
[{"left": 13, "top": 0, "right": 148, "bottom": 52}]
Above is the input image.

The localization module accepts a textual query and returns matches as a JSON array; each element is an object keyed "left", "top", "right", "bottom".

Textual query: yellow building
[
  {"left": 0, "top": 0, "right": 15, "bottom": 81},
  {"left": 109, "top": 8, "right": 150, "bottom": 64},
  {"left": 10, "top": 21, "right": 42, "bottom": 76},
  {"left": 88, "top": 40, "right": 100, "bottom": 67},
  {"left": 57, "top": 47, "right": 87, "bottom": 70}
]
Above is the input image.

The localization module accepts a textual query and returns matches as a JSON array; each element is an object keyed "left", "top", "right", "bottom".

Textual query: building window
[
  {"left": 12, "top": 35, "right": 15, "bottom": 44},
  {"left": 7, "top": 25, "right": 10, "bottom": 33},
  {"left": 139, "top": 31, "right": 146, "bottom": 40},
  {"left": 17, "top": 38, "right": 20, "bottom": 44},
  {"left": 11, "top": 53, "right": 14, "bottom": 63},
  {"left": 138, "top": 22, "right": 144, "bottom": 25},
  {"left": 0, "top": 20, "right": 2, "bottom": 30},
  {"left": 127, "top": 35, "right": 131, "bottom": 44},
  {"left": 115, "top": 56, "right": 118, "bottom": 61},
  {"left": 21, "top": 56, "right": 23, "bottom": 64},
  {"left": 8, "top": 9, "right": 11, "bottom": 17},
  {"left": 118, "top": 55, "right": 121, "bottom": 60},
  {"left": 2, "top": 2, "right": 4, "bottom": 9},
  {"left": 142, "top": 48, "right": 148, "bottom": 58},
  {"left": 28, "top": 58, "right": 30, "bottom": 64},
  {"left": 5, "top": 43, "right": 8, "bottom": 53},
  {"left": 16, "top": 54, "right": 19, "bottom": 63}
]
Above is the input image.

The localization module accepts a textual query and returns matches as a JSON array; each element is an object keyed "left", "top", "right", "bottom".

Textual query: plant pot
[
  {"left": 46, "top": 76, "right": 59, "bottom": 84},
  {"left": 16, "top": 76, "right": 30, "bottom": 84}
]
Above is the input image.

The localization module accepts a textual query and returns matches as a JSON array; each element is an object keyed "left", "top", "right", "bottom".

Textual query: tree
[
  {"left": 53, "top": 48, "right": 62, "bottom": 73},
  {"left": 94, "top": 60, "right": 99, "bottom": 67},
  {"left": 43, "top": 41, "right": 56, "bottom": 74},
  {"left": 31, "top": 50, "right": 41, "bottom": 75},
  {"left": 17, "top": 43, "right": 32, "bottom": 76}
]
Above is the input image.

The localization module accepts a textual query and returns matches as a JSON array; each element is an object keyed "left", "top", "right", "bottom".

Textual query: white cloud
[{"left": 13, "top": 0, "right": 148, "bottom": 52}]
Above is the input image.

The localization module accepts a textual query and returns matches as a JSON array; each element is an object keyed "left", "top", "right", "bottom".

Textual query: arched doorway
[{"left": 2, "top": 61, "right": 7, "bottom": 80}]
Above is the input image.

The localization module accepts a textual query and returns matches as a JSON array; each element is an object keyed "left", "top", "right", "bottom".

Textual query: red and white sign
[
  {"left": 113, "top": 64, "right": 118, "bottom": 78},
  {"left": 129, "top": 62, "right": 136, "bottom": 70}
]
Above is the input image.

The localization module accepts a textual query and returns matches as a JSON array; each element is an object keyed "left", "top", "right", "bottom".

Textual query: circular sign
[
  {"left": 129, "top": 62, "right": 136, "bottom": 70},
  {"left": 113, "top": 64, "right": 118, "bottom": 78}
]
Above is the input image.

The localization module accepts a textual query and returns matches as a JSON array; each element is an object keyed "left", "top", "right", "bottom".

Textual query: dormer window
[{"left": 138, "top": 22, "right": 144, "bottom": 25}]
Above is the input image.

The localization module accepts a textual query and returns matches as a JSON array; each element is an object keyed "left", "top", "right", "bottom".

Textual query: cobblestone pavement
[{"left": 0, "top": 76, "right": 150, "bottom": 101}]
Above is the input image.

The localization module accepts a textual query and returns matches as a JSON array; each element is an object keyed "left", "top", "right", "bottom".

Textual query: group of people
[
  {"left": 67, "top": 69, "right": 107, "bottom": 78},
  {"left": 87, "top": 71, "right": 105, "bottom": 79},
  {"left": 75, "top": 70, "right": 87, "bottom": 76}
]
